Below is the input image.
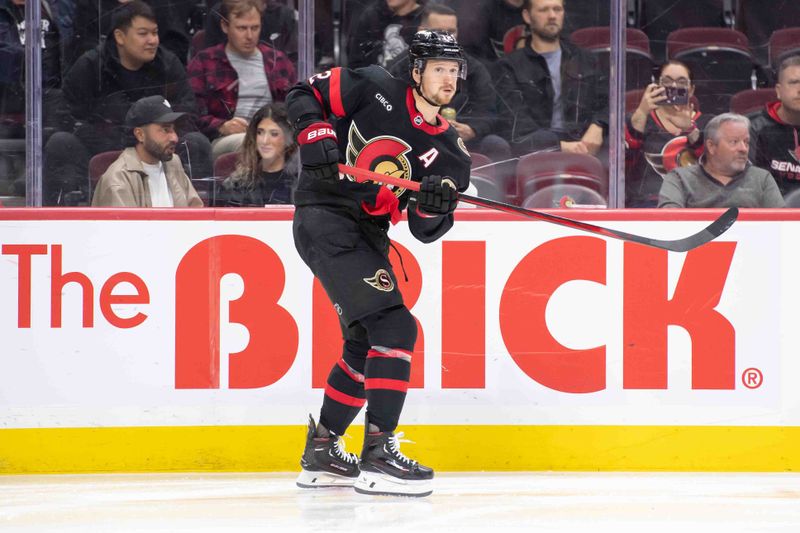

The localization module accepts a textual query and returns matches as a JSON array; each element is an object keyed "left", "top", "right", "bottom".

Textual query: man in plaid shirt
[{"left": 187, "top": 0, "right": 296, "bottom": 160}]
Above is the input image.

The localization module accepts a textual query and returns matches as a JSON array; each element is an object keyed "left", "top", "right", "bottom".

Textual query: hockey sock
[
  {"left": 320, "top": 341, "right": 368, "bottom": 436},
  {"left": 364, "top": 346, "right": 412, "bottom": 432}
]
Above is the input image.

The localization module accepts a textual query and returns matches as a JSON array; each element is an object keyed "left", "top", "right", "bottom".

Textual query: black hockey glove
[
  {"left": 297, "top": 122, "right": 339, "bottom": 181},
  {"left": 416, "top": 175, "right": 458, "bottom": 216}
]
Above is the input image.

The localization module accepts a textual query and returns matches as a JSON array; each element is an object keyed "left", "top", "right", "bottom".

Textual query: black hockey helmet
[{"left": 408, "top": 30, "right": 467, "bottom": 81}]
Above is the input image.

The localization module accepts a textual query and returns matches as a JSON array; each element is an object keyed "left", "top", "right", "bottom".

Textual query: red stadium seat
[
  {"left": 213, "top": 152, "right": 239, "bottom": 178},
  {"left": 522, "top": 184, "right": 607, "bottom": 209},
  {"left": 769, "top": 28, "right": 800, "bottom": 69},
  {"left": 189, "top": 29, "right": 206, "bottom": 61},
  {"left": 89, "top": 150, "right": 123, "bottom": 191},
  {"left": 570, "top": 27, "right": 653, "bottom": 90},
  {"left": 666, "top": 27, "right": 754, "bottom": 115},
  {"left": 502, "top": 25, "right": 528, "bottom": 55},
  {"left": 729, "top": 88, "right": 776, "bottom": 115},
  {"left": 469, "top": 174, "right": 505, "bottom": 202},
  {"left": 515, "top": 152, "right": 607, "bottom": 202}
]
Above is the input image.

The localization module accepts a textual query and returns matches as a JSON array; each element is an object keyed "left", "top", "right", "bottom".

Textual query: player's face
[
  {"left": 524, "top": 0, "right": 564, "bottom": 42},
  {"left": 708, "top": 121, "right": 750, "bottom": 176},
  {"left": 421, "top": 14, "right": 458, "bottom": 40},
  {"left": 139, "top": 123, "right": 179, "bottom": 163},
  {"left": 256, "top": 118, "right": 287, "bottom": 167},
  {"left": 418, "top": 60, "right": 460, "bottom": 106},
  {"left": 776, "top": 65, "right": 800, "bottom": 114},
  {"left": 115, "top": 16, "right": 159, "bottom": 65},
  {"left": 223, "top": 8, "right": 261, "bottom": 55}
]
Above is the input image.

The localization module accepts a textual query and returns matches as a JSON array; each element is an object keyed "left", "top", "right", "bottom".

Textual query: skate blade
[
  {"left": 296, "top": 468, "right": 357, "bottom": 488},
  {"left": 353, "top": 471, "right": 433, "bottom": 497}
]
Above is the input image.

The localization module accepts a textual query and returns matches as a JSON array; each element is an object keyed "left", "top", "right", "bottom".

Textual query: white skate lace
[
  {"left": 387, "top": 432, "right": 417, "bottom": 466},
  {"left": 333, "top": 436, "right": 359, "bottom": 464}
]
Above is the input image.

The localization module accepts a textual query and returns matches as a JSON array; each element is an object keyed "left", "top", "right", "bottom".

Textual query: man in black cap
[{"left": 92, "top": 95, "right": 203, "bottom": 207}]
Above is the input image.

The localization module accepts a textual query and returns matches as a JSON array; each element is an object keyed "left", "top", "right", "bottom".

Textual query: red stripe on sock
[
  {"left": 364, "top": 378, "right": 409, "bottom": 393},
  {"left": 366, "top": 348, "right": 412, "bottom": 361},
  {"left": 337, "top": 359, "right": 365, "bottom": 383},
  {"left": 324, "top": 384, "right": 366, "bottom": 407}
]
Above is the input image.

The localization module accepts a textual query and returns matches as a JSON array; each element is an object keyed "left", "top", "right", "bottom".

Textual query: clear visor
[{"left": 414, "top": 58, "right": 467, "bottom": 81}]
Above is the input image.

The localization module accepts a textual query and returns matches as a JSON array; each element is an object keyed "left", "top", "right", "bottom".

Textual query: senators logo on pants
[
  {"left": 344, "top": 122, "right": 412, "bottom": 197},
  {"left": 363, "top": 269, "right": 395, "bottom": 292}
]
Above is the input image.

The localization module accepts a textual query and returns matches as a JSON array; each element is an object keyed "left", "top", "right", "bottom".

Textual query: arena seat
[
  {"left": 502, "top": 25, "right": 527, "bottom": 55},
  {"left": 189, "top": 29, "right": 206, "bottom": 61},
  {"left": 469, "top": 174, "right": 505, "bottom": 202},
  {"left": 516, "top": 152, "right": 607, "bottom": 202},
  {"left": 737, "top": 0, "right": 800, "bottom": 65},
  {"left": 729, "top": 88, "right": 775, "bottom": 114},
  {"left": 521, "top": 183, "right": 607, "bottom": 209},
  {"left": 88, "top": 150, "right": 123, "bottom": 191},
  {"left": 667, "top": 27, "right": 754, "bottom": 115},
  {"left": 213, "top": 152, "right": 238, "bottom": 178},
  {"left": 769, "top": 28, "right": 800, "bottom": 69},
  {"left": 570, "top": 27, "right": 653, "bottom": 90},
  {"left": 639, "top": 0, "right": 729, "bottom": 62}
]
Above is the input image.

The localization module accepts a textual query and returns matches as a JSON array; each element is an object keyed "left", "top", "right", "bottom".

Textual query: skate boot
[
  {"left": 296, "top": 415, "right": 360, "bottom": 488},
  {"left": 354, "top": 419, "right": 434, "bottom": 497}
]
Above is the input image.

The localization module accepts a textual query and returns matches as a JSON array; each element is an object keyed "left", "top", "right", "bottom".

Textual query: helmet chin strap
[{"left": 413, "top": 68, "right": 442, "bottom": 109}]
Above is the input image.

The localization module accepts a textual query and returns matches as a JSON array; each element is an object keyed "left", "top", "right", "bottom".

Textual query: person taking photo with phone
[{"left": 625, "top": 60, "right": 712, "bottom": 207}]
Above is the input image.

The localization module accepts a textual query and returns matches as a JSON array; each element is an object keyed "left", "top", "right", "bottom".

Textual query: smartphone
[{"left": 658, "top": 85, "right": 690, "bottom": 106}]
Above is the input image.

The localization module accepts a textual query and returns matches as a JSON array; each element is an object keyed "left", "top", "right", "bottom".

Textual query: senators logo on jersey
[
  {"left": 644, "top": 136, "right": 698, "bottom": 178},
  {"left": 344, "top": 122, "right": 413, "bottom": 197}
]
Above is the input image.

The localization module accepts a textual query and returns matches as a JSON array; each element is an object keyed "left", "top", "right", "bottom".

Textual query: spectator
[
  {"left": 0, "top": 0, "right": 70, "bottom": 131},
  {"left": 749, "top": 54, "right": 800, "bottom": 197},
  {"left": 45, "top": 0, "right": 212, "bottom": 206},
  {"left": 658, "top": 113, "right": 784, "bottom": 208},
  {"left": 346, "top": 0, "right": 423, "bottom": 69},
  {"left": 494, "top": 0, "right": 607, "bottom": 156},
  {"left": 92, "top": 95, "right": 203, "bottom": 207},
  {"left": 214, "top": 102, "right": 296, "bottom": 206},
  {"left": 203, "top": 0, "right": 297, "bottom": 63},
  {"left": 625, "top": 60, "right": 711, "bottom": 207},
  {"left": 69, "top": 0, "right": 197, "bottom": 68},
  {"left": 387, "top": 4, "right": 509, "bottom": 160},
  {"left": 456, "top": 0, "right": 524, "bottom": 68},
  {"left": 188, "top": 0, "right": 296, "bottom": 161}
]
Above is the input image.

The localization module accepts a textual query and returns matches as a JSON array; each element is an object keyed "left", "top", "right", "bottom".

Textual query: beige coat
[{"left": 92, "top": 148, "right": 203, "bottom": 207}]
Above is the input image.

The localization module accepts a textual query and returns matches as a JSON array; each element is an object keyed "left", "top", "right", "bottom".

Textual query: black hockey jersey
[
  {"left": 286, "top": 65, "right": 472, "bottom": 242},
  {"left": 749, "top": 101, "right": 800, "bottom": 195}
]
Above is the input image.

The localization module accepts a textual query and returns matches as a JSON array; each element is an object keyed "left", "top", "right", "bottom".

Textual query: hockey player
[{"left": 288, "top": 30, "right": 471, "bottom": 497}]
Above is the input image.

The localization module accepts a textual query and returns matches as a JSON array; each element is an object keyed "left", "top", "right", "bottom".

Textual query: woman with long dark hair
[
  {"left": 216, "top": 102, "right": 297, "bottom": 206},
  {"left": 625, "top": 60, "right": 712, "bottom": 207}
]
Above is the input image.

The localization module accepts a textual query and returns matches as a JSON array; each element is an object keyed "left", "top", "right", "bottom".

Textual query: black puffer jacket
[
  {"left": 494, "top": 38, "right": 608, "bottom": 150},
  {"left": 62, "top": 37, "right": 197, "bottom": 151}
]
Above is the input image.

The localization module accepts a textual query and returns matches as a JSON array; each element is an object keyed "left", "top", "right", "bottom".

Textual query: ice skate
[
  {"left": 354, "top": 418, "right": 434, "bottom": 497},
  {"left": 296, "top": 415, "right": 360, "bottom": 488}
]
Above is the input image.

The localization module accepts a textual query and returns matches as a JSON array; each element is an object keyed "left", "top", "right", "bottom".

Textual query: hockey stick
[{"left": 337, "top": 164, "right": 738, "bottom": 252}]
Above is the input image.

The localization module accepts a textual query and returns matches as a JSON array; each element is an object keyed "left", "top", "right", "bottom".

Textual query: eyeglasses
[{"left": 659, "top": 76, "right": 691, "bottom": 88}]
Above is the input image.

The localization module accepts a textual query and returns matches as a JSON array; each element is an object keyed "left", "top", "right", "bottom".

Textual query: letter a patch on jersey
[{"left": 363, "top": 269, "right": 395, "bottom": 292}]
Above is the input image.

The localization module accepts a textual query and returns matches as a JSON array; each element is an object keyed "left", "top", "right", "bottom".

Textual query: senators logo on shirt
[
  {"left": 344, "top": 122, "right": 412, "bottom": 197},
  {"left": 644, "top": 136, "right": 698, "bottom": 178}
]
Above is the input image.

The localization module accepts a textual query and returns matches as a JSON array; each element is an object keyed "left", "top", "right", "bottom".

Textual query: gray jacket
[
  {"left": 659, "top": 159, "right": 785, "bottom": 208},
  {"left": 92, "top": 147, "right": 203, "bottom": 208}
]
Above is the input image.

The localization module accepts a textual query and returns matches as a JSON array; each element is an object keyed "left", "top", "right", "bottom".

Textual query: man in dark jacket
[
  {"left": 68, "top": 0, "right": 198, "bottom": 68},
  {"left": 387, "top": 3, "right": 509, "bottom": 159},
  {"left": 44, "top": 0, "right": 211, "bottom": 206},
  {"left": 346, "top": 0, "right": 423, "bottom": 69},
  {"left": 748, "top": 54, "right": 800, "bottom": 197},
  {"left": 494, "top": 0, "right": 607, "bottom": 156}
]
